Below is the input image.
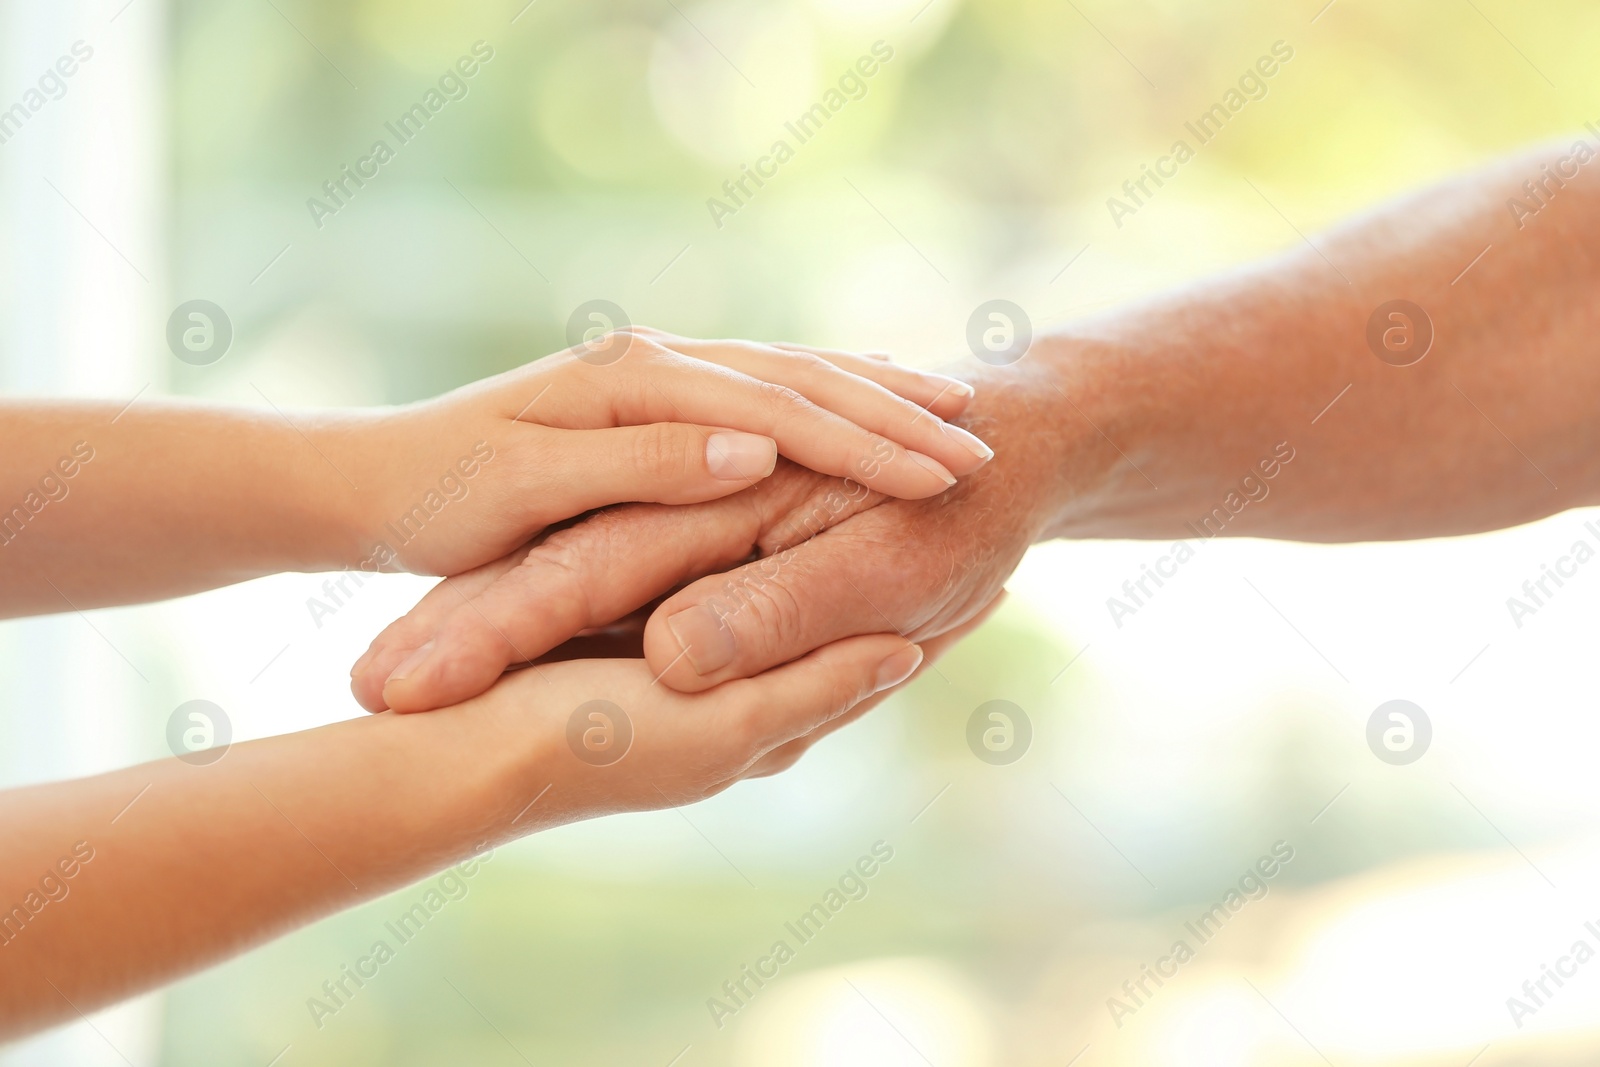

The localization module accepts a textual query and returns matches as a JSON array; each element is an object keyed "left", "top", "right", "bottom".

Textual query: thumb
[
  {"left": 745, "top": 591, "right": 1007, "bottom": 779},
  {"left": 641, "top": 527, "right": 893, "bottom": 694},
  {"left": 714, "top": 634, "right": 925, "bottom": 758},
  {"left": 553, "top": 424, "right": 778, "bottom": 511}
]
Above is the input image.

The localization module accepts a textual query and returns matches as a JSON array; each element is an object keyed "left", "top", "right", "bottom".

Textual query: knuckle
[
  {"left": 722, "top": 567, "right": 807, "bottom": 656},
  {"left": 636, "top": 341, "right": 702, "bottom": 379},
  {"left": 629, "top": 335, "right": 668, "bottom": 362},
  {"left": 758, "top": 381, "right": 811, "bottom": 417},
  {"left": 774, "top": 348, "right": 831, "bottom": 376},
  {"left": 517, "top": 427, "right": 565, "bottom": 476},
  {"left": 633, "top": 423, "right": 696, "bottom": 479},
  {"left": 595, "top": 325, "right": 644, "bottom": 359},
  {"left": 517, "top": 534, "right": 596, "bottom": 628},
  {"left": 435, "top": 610, "right": 510, "bottom": 667},
  {"left": 724, "top": 700, "right": 769, "bottom": 755},
  {"left": 829, "top": 673, "right": 871, "bottom": 720}
]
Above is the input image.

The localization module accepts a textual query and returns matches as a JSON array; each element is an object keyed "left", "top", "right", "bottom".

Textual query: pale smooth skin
[
  {"left": 356, "top": 139, "right": 1600, "bottom": 709},
  {"left": 0, "top": 328, "right": 984, "bottom": 618}
]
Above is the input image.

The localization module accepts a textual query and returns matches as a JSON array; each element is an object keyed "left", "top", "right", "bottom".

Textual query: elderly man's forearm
[{"left": 1027, "top": 139, "right": 1600, "bottom": 544}]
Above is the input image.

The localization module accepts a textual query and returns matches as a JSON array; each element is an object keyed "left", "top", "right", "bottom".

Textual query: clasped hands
[
  {"left": 340, "top": 326, "right": 1050, "bottom": 818},
  {"left": 0, "top": 326, "right": 1077, "bottom": 1035}
]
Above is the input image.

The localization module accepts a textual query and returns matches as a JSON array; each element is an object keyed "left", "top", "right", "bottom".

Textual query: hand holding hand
[
  {"left": 470, "top": 593, "right": 1003, "bottom": 823},
  {"left": 337, "top": 328, "right": 992, "bottom": 579},
  {"left": 352, "top": 368, "right": 1076, "bottom": 712}
]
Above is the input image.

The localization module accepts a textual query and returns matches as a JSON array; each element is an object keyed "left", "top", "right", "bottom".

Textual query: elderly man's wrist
[{"left": 959, "top": 342, "right": 1132, "bottom": 544}]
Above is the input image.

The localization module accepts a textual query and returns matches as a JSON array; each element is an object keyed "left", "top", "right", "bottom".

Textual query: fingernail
[
  {"left": 942, "top": 423, "right": 993, "bottom": 462},
  {"left": 384, "top": 641, "right": 435, "bottom": 686},
  {"left": 707, "top": 432, "right": 778, "bottom": 481},
  {"left": 929, "top": 374, "right": 974, "bottom": 399},
  {"left": 907, "top": 451, "right": 957, "bottom": 486},
  {"left": 350, "top": 646, "right": 375, "bottom": 678},
  {"left": 666, "top": 605, "right": 737, "bottom": 675},
  {"left": 874, "top": 645, "right": 924, "bottom": 692}
]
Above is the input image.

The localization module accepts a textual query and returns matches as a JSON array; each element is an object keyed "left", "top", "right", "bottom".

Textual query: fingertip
[
  {"left": 724, "top": 632, "right": 916, "bottom": 749},
  {"left": 873, "top": 642, "right": 924, "bottom": 692},
  {"left": 906, "top": 451, "right": 957, "bottom": 490},
  {"left": 643, "top": 606, "right": 722, "bottom": 693},
  {"left": 800, "top": 444, "right": 957, "bottom": 502},
  {"left": 351, "top": 675, "right": 389, "bottom": 713},
  {"left": 351, "top": 645, "right": 403, "bottom": 712},
  {"left": 926, "top": 378, "right": 975, "bottom": 418},
  {"left": 379, "top": 677, "right": 421, "bottom": 713},
  {"left": 350, "top": 643, "right": 376, "bottom": 680},
  {"left": 942, "top": 423, "right": 993, "bottom": 464},
  {"left": 382, "top": 661, "right": 478, "bottom": 714},
  {"left": 931, "top": 374, "right": 975, "bottom": 400},
  {"left": 782, "top": 633, "right": 923, "bottom": 729},
  {"left": 378, "top": 640, "right": 446, "bottom": 712}
]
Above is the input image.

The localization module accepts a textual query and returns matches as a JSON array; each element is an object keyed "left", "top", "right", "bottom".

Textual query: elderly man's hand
[
  {"left": 640, "top": 368, "right": 1079, "bottom": 690},
  {"left": 352, "top": 363, "right": 1095, "bottom": 710}
]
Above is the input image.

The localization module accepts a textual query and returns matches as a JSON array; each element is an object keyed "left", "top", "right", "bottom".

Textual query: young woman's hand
[
  {"left": 336, "top": 327, "right": 990, "bottom": 577},
  {"left": 0, "top": 628, "right": 937, "bottom": 1038},
  {"left": 475, "top": 598, "right": 997, "bottom": 823},
  {"left": 478, "top": 631, "right": 928, "bottom": 821}
]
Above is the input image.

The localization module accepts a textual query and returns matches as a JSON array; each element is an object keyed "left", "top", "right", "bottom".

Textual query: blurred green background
[
  {"left": 6, "top": 0, "right": 1600, "bottom": 1063},
  {"left": 167, "top": 0, "right": 1595, "bottom": 410}
]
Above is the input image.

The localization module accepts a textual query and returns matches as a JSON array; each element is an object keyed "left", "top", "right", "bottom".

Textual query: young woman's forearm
[
  {"left": 0, "top": 697, "right": 535, "bottom": 1038},
  {"left": 0, "top": 401, "right": 369, "bottom": 615},
  {"left": 0, "top": 632, "right": 919, "bottom": 1039},
  {"left": 1043, "top": 138, "right": 1600, "bottom": 542},
  {"left": 0, "top": 335, "right": 986, "bottom": 618}
]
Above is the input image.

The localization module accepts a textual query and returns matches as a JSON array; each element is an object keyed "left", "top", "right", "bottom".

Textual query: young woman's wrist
[
  {"left": 441, "top": 674, "right": 589, "bottom": 844},
  {"left": 343, "top": 683, "right": 566, "bottom": 865},
  {"left": 301, "top": 407, "right": 431, "bottom": 574}
]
